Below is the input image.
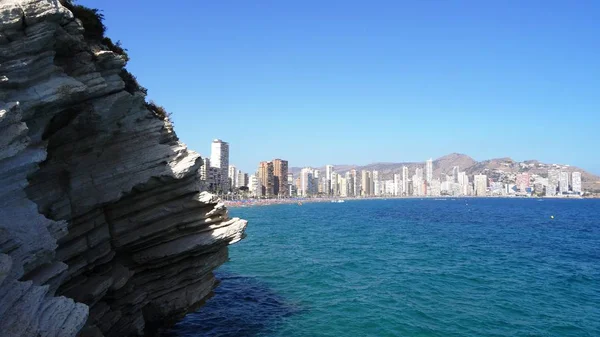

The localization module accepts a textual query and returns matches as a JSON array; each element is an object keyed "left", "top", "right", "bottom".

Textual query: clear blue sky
[{"left": 80, "top": 0, "right": 600, "bottom": 174}]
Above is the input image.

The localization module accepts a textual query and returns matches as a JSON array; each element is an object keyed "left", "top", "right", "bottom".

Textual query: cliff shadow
[{"left": 159, "top": 271, "right": 303, "bottom": 337}]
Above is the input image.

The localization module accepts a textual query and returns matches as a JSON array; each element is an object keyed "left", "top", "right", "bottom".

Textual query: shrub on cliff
[
  {"left": 144, "top": 101, "right": 173, "bottom": 124},
  {"left": 60, "top": 0, "right": 130, "bottom": 61},
  {"left": 60, "top": 1, "right": 153, "bottom": 102},
  {"left": 59, "top": 0, "right": 105, "bottom": 40},
  {"left": 120, "top": 69, "right": 148, "bottom": 95},
  {"left": 102, "top": 38, "right": 129, "bottom": 62}
]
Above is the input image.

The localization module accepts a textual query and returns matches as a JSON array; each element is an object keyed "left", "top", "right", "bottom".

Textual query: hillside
[{"left": 290, "top": 153, "right": 600, "bottom": 192}]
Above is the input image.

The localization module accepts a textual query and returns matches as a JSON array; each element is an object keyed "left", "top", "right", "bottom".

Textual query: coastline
[{"left": 223, "top": 194, "right": 591, "bottom": 208}]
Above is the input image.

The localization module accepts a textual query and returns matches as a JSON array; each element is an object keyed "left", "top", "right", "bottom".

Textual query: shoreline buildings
[{"left": 200, "top": 142, "right": 587, "bottom": 198}]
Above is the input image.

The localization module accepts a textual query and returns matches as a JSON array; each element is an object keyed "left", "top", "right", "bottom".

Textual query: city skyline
[{"left": 202, "top": 138, "right": 591, "bottom": 198}]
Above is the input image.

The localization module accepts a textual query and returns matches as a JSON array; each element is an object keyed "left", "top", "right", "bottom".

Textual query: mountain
[{"left": 290, "top": 153, "right": 600, "bottom": 192}]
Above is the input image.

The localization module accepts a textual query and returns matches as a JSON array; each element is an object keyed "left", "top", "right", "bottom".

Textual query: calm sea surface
[{"left": 162, "top": 198, "right": 600, "bottom": 337}]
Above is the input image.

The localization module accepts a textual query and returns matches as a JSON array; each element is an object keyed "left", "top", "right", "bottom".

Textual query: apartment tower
[
  {"left": 272, "top": 159, "right": 289, "bottom": 197},
  {"left": 258, "top": 161, "right": 274, "bottom": 197},
  {"left": 210, "top": 139, "right": 230, "bottom": 192}
]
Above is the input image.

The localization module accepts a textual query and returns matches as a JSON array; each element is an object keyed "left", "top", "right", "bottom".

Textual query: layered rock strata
[{"left": 0, "top": 1, "right": 247, "bottom": 336}]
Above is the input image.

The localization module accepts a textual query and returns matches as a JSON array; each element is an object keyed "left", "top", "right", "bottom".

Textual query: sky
[{"left": 80, "top": 0, "right": 600, "bottom": 174}]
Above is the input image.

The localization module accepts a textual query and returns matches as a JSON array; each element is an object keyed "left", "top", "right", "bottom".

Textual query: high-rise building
[
  {"left": 547, "top": 169, "right": 560, "bottom": 196},
  {"left": 430, "top": 179, "right": 441, "bottom": 196},
  {"left": 351, "top": 169, "right": 359, "bottom": 196},
  {"left": 559, "top": 171, "right": 569, "bottom": 194},
  {"left": 287, "top": 173, "right": 294, "bottom": 196},
  {"left": 325, "top": 165, "right": 334, "bottom": 180},
  {"left": 206, "top": 167, "right": 220, "bottom": 192},
  {"left": 402, "top": 166, "right": 409, "bottom": 196},
  {"left": 295, "top": 177, "right": 302, "bottom": 195},
  {"left": 372, "top": 171, "right": 380, "bottom": 196},
  {"left": 572, "top": 172, "right": 582, "bottom": 194},
  {"left": 516, "top": 173, "right": 530, "bottom": 192},
  {"left": 300, "top": 167, "right": 314, "bottom": 196},
  {"left": 331, "top": 172, "right": 339, "bottom": 196},
  {"left": 393, "top": 174, "right": 401, "bottom": 196},
  {"left": 312, "top": 175, "right": 320, "bottom": 196},
  {"left": 325, "top": 165, "right": 334, "bottom": 195},
  {"left": 272, "top": 159, "right": 289, "bottom": 197},
  {"left": 415, "top": 167, "right": 423, "bottom": 180},
  {"left": 258, "top": 161, "right": 274, "bottom": 197},
  {"left": 236, "top": 170, "right": 247, "bottom": 188},
  {"left": 249, "top": 174, "right": 260, "bottom": 197},
  {"left": 339, "top": 176, "right": 348, "bottom": 197},
  {"left": 345, "top": 171, "right": 354, "bottom": 197},
  {"left": 457, "top": 172, "right": 468, "bottom": 195},
  {"left": 461, "top": 173, "right": 469, "bottom": 195},
  {"left": 374, "top": 180, "right": 381, "bottom": 196},
  {"left": 361, "top": 170, "right": 371, "bottom": 196},
  {"left": 200, "top": 157, "right": 210, "bottom": 181},
  {"left": 228, "top": 165, "right": 237, "bottom": 189},
  {"left": 412, "top": 172, "right": 424, "bottom": 196},
  {"left": 200, "top": 157, "right": 211, "bottom": 191},
  {"left": 474, "top": 174, "right": 487, "bottom": 196},
  {"left": 210, "top": 139, "right": 229, "bottom": 192},
  {"left": 426, "top": 158, "right": 433, "bottom": 183},
  {"left": 452, "top": 166, "right": 460, "bottom": 183}
]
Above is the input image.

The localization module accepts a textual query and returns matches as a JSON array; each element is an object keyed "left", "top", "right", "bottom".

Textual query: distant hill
[{"left": 290, "top": 153, "right": 600, "bottom": 192}]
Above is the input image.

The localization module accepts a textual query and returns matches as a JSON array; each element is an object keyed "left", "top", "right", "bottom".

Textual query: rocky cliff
[{"left": 0, "top": 1, "right": 247, "bottom": 336}]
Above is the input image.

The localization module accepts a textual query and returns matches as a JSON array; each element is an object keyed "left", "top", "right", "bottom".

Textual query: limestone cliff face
[{"left": 0, "top": 1, "right": 247, "bottom": 336}]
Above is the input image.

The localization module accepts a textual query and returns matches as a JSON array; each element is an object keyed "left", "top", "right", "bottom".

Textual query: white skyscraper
[
  {"left": 237, "top": 170, "right": 246, "bottom": 188},
  {"left": 249, "top": 174, "right": 260, "bottom": 197},
  {"left": 572, "top": 172, "right": 582, "bottom": 194},
  {"left": 228, "top": 165, "right": 237, "bottom": 189},
  {"left": 300, "top": 167, "right": 314, "bottom": 196},
  {"left": 412, "top": 170, "right": 425, "bottom": 196},
  {"left": 559, "top": 171, "right": 569, "bottom": 194},
  {"left": 457, "top": 171, "right": 469, "bottom": 195},
  {"left": 430, "top": 179, "right": 441, "bottom": 196},
  {"left": 210, "top": 139, "right": 229, "bottom": 192},
  {"left": 331, "top": 172, "right": 339, "bottom": 196},
  {"left": 325, "top": 165, "right": 334, "bottom": 195},
  {"left": 474, "top": 174, "right": 487, "bottom": 196},
  {"left": 452, "top": 166, "right": 460, "bottom": 183},
  {"left": 371, "top": 171, "right": 380, "bottom": 196},
  {"left": 393, "top": 174, "right": 401, "bottom": 196},
  {"left": 339, "top": 176, "right": 348, "bottom": 197},
  {"left": 345, "top": 171, "right": 354, "bottom": 197},
  {"left": 426, "top": 158, "right": 433, "bottom": 183},
  {"left": 415, "top": 167, "right": 423, "bottom": 180},
  {"left": 402, "top": 166, "right": 409, "bottom": 196},
  {"left": 547, "top": 169, "right": 560, "bottom": 196}
]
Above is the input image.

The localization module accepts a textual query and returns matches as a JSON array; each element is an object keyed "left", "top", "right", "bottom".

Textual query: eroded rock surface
[{"left": 0, "top": 1, "right": 247, "bottom": 336}]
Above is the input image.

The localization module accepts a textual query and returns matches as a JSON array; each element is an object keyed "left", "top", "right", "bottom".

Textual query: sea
[{"left": 161, "top": 198, "right": 600, "bottom": 337}]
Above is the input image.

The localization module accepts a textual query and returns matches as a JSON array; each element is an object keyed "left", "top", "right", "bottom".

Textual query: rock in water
[{"left": 0, "top": 1, "right": 247, "bottom": 336}]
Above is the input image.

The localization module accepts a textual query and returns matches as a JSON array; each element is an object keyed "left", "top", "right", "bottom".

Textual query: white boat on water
[{"left": 331, "top": 199, "right": 345, "bottom": 203}]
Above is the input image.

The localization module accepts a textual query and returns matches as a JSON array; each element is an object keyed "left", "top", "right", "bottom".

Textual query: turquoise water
[{"left": 163, "top": 199, "right": 600, "bottom": 336}]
